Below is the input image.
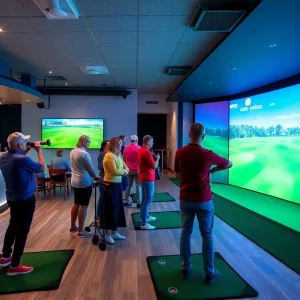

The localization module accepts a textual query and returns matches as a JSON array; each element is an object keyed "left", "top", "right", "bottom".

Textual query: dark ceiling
[{"left": 167, "top": 0, "right": 300, "bottom": 102}]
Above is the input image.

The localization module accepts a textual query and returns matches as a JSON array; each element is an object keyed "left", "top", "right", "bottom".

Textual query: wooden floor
[{"left": 0, "top": 175, "right": 299, "bottom": 300}]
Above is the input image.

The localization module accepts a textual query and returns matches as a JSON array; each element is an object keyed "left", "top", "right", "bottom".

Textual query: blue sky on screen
[
  {"left": 230, "top": 84, "right": 300, "bottom": 127},
  {"left": 42, "top": 118, "right": 103, "bottom": 126},
  {"left": 195, "top": 101, "right": 229, "bottom": 129}
]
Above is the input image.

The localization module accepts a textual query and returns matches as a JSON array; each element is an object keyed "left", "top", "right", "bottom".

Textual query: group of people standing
[
  {"left": 0, "top": 122, "right": 232, "bottom": 284},
  {"left": 69, "top": 134, "right": 160, "bottom": 244}
]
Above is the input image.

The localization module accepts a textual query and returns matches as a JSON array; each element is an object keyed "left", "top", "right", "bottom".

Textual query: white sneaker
[
  {"left": 111, "top": 232, "right": 126, "bottom": 240},
  {"left": 77, "top": 231, "right": 93, "bottom": 238},
  {"left": 140, "top": 223, "right": 156, "bottom": 230},
  {"left": 105, "top": 235, "right": 115, "bottom": 244},
  {"left": 147, "top": 216, "right": 156, "bottom": 222}
]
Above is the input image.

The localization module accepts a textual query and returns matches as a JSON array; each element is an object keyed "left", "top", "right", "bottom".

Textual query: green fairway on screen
[
  {"left": 229, "top": 84, "right": 300, "bottom": 204},
  {"left": 194, "top": 101, "right": 229, "bottom": 184},
  {"left": 42, "top": 118, "right": 104, "bottom": 149}
]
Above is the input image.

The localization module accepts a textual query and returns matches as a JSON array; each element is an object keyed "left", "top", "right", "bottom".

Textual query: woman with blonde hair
[{"left": 101, "top": 137, "right": 128, "bottom": 244}]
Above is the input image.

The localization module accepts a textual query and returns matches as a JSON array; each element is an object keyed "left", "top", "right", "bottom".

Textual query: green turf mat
[
  {"left": 132, "top": 211, "right": 181, "bottom": 230},
  {"left": 213, "top": 194, "right": 300, "bottom": 275},
  {"left": 212, "top": 184, "right": 300, "bottom": 232},
  {"left": 0, "top": 249, "right": 74, "bottom": 295},
  {"left": 169, "top": 178, "right": 180, "bottom": 187},
  {"left": 131, "top": 192, "right": 176, "bottom": 202},
  {"left": 147, "top": 252, "right": 258, "bottom": 300}
]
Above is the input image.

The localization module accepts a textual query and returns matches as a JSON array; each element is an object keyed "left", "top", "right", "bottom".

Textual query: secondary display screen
[{"left": 41, "top": 118, "right": 104, "bottom": 149}]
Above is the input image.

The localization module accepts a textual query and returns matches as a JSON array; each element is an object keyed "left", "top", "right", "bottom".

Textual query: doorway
[{"left": 137, "top": 114, "right": 167, "bottom": 149}]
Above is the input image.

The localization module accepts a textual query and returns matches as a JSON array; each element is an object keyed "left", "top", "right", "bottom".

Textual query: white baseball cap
[
  {"left": 130, "top": 135, "right": 138, "bottom": 141},
  {"left": 7, "top": 132, "right": 30, "bottom": 146}
]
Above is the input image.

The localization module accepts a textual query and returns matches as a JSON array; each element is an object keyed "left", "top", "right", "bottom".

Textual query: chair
[
  {"left": 48, "top": 169, "right": 68, "bottom": 200},
  {"left": 34, "top": 174, "right": 50, "bottom": 200}
]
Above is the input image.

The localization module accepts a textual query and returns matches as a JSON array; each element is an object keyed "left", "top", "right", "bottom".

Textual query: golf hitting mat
[
  {"left": 147, "top": 252, "right": 258, "bottom": 300},
  {"left": 0, "top": 249, "right": 74, "bottom": 295}
]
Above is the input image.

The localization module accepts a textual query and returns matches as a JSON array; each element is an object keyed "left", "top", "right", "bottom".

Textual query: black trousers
[{"left": 2, "top": 196, "right": 36, "bottom": 267}]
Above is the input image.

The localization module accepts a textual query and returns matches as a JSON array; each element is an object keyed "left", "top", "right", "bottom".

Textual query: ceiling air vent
[
  {"left": 165, "top": 66, "right": 192, "bottom": 76},
  {"left": 45, "top": 75, "right": 66, "bottom": 81},
  {"left": 146, "top": 101, "right": 159, "bottom": 104},
  {"left": 191, "top": 2, "right": 248, "bottom": 32}
]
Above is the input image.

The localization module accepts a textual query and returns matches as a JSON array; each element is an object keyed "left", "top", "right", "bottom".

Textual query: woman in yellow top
[{"left": 101, "top": 137, "right": 129, "bottom": 244}]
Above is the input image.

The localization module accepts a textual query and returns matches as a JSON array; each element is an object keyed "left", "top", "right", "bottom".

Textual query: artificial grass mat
[
  {"left": 147, "top": 252, "right": 258, "bottom": 300},
  {"left": 213, "top": 194, "right": 300, "bottom": 275},
  {"left": 0, "top": 249, "right": 74, "bottom": 295},
  {"left": 132, "top": 211, "right": 181, "bottom": 230},
  {"left": 169, "top": 178, "right": 180, "bottom": 187},
  {"left": 131, "top": 192, "right": 175, "bottom": 202}
]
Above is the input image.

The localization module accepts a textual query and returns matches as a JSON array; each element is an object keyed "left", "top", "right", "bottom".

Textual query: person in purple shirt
[{"left": 0, "top": 132, "right": 44, "bottom": 276}]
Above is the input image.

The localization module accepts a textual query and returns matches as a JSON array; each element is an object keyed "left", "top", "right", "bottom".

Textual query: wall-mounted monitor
[{"left": 41, "top": 118, "right": 104, "bottom": 149}]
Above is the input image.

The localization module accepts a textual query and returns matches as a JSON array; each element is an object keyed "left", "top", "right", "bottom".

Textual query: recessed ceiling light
[
  {"left": 49, "top": 70, "right": 52, "bottom": 74},
  {"left": 209, "top": 82, "right": 212, "bottom": 85},
  {"left": 26, "top": 100, "right": 30, "bottom": 102},
  {"left": 233, "top": 67, "right": 237, "bottom": 70},
  {"left": 269, "top": 44, "right": 277, "bottom": 48},
  {"left": 0, "top": 102, "right": 2, "bottom": 105},
  {"left": 65, "top": 83, "right": 68, "bottom": 86},
  {"left": 0, "top": 28, "right": 3, "bottom": 32},
  {"left": 196, "top": 90, "right": 199, "bottom": 93}
]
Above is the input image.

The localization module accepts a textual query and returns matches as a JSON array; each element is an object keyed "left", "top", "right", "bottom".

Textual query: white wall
[
  {"left": 138, "top": 94, "right": 170, "bottom": 114},
  {"left": 167, "top": 102, "right": 178, "bottom": 171},
  {"left": 182, "top": 102, "right": 193, "bottom": 146},
  {"left": 22, "top": 91, "right": 137, "bottom": 173}
]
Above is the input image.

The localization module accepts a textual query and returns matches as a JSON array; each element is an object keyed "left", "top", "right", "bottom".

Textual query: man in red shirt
[
  {"left": 174, "top": 122, "right": 232, "bottom": 284},
  {"left": 138, "top": 135, "right": 160, "bottom": 230},
  {"left": 123, "top": 135, "right": 141, "bottom": 207}
]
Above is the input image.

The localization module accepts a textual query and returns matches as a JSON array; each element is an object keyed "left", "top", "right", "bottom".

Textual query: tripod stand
[{"left": 85, "top": 181, "right": 106, "bottom": 251}]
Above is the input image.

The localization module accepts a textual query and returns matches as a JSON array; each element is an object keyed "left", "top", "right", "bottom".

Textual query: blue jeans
[
  {"left": 140, "top": 181, "right": 154, "bottom": 225},
  {"left": 121, "top": 176, "right": 129, "bottom": 193},
  {"left": 180, "top": 200, "right": 214, "bottom": 275}
]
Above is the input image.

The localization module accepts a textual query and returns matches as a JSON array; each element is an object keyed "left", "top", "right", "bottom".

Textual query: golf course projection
[
  {"left": 194, "top": 101, "right": 229, "bottom": 184},
  {"left": 41, "top": 118, "right": 104, "bottom": 149},
  {"left": 229, "top": 84, "right": 300, "bottom": 204}
]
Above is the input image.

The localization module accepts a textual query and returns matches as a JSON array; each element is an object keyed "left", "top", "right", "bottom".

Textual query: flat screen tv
[{"left": 41, "top": 118, "right": 104, "bottom": 149}]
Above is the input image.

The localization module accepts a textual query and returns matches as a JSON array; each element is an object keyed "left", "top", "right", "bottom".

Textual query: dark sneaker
[
  {"left": 205, "top": 269, "right": 220, "bottom": 284},
  {"left": 180, "top": 269, "right": 191, "bottom": 280},
  {"left": 137, "top": 203, "right": 141, "bottom": 209}
]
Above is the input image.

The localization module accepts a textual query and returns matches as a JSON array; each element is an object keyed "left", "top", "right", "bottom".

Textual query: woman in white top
[{"left": 70, "top": 135, "right": 100, "bottom": 238}]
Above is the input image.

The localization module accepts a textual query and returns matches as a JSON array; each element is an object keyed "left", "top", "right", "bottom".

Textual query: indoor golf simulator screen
[
  {"left": 194, "top": 101, "right": 229, "bottom": 184},
  {"left": 42, "top": 118, "right": 104, "bottom": 149},
  {"left": 194, "top": 83, "right": 300, "bottom": 204},
  {"left": 229, "top": 84, "right": 300, "bottom": 204}
]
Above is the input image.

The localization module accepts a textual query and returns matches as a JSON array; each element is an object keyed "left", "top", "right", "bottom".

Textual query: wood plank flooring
[{"left": 0, "top": 175, "right": 299, "bottom": 300}]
